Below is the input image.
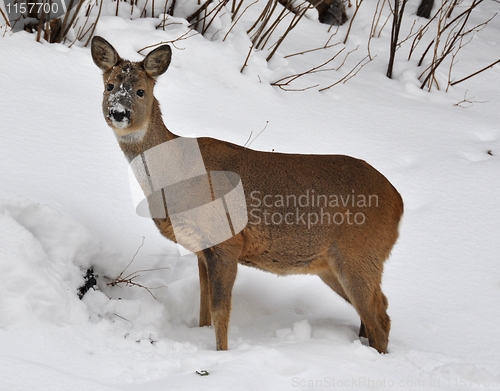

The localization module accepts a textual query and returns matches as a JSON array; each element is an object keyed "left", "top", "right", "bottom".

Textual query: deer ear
[
  {"left": 91, "top": 36, "right": 120, "bottom": 72},
  {"left": 143, "top": 45, "right": 172, "bottom": 78}
]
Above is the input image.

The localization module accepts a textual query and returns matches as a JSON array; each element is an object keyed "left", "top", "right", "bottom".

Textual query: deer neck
[{"left": 116, "top": 98, "right": 178, "bottom": 163}]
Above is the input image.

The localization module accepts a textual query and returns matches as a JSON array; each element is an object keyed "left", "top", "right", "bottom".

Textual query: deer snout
[{"left": 109, "top": 109, "right": 131, "bottom": 123}]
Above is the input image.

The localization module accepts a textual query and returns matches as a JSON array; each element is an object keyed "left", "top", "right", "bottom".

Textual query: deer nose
[{"left": 109, "top": 109, "right": 130, "bottom": 122}]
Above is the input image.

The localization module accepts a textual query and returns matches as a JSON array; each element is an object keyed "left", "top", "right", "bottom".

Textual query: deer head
[{"left": 91, "top": 36, "right": 172, "bottom": 138}]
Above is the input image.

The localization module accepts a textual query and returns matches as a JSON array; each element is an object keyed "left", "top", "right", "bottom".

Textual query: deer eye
[
  {"left": 107, "top": 84, "right": 114, "bottom": 91},
  {"left": 137, "top": 89, "right": 145, "bottom": 97}
]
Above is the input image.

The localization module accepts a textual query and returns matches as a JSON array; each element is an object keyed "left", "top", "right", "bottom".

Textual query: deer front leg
[
  {"left": 202, "top": 246, "right": 239, "bottom": 351},
  {"left": 198, "top": 257, "right": 211, "bottom": 327}
]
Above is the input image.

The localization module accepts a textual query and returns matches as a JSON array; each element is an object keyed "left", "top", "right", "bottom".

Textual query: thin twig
[
  {"left": 247, "top": 0, "right": 274, "bottom": 38},
  {"left": 450, "top": 58, "right": 500, "bottom": 86},
  {"left": 118, "top": 237, "right": 146, "bottom": 278},
  {"left": 223, "top": 0, "right": 258, "bottom": 41},
  {"left": 138, "top": 29, "right": 198, "bottom": 53},
  {"left": 84, "top": 0, "right": 104, "bottom": 47},
  {"left": 108, "top": 276, "right": 167, "bottom": 300},
  {"left": 243, "top": 131, "right": 253, "bottom": 147},
  {"left": 106, "top": 238, "right": 170, "bottom": 300},
  {"left": 387, "top": 0, "right": 408, "bottom": 79},
  {"left": 335, "top": 45, "right": 358, "bottom": 70},
  {"left": 319, "top": 54, "right": 372, "bottom": 91},
  {"left": 275, "top": 84, "right": 320, "bottom": 91},
  {"left": 257, "top": 5, "right": 288, "bottom": 49},
  {"left": 1, "top": 5, "right": 12, "bottom": 27},
  {"left": 344, "top": 0, "right": 364, "bottom": 44},
  {"left": 408, "top": 3, "right": 441, "bottom": 61},
  {"left": 273, "top": 47, "right": 346, "bottom": 86},
  {"left": 187, "top": 0, "right": 214, "bottom": 24},
  {"left": 454, "top": 90, "right": 488, "bottom": 108},
  {"left": 417, "top": 0, "right": 484, "bottom": 67},
  {"left": 113, "top": 313, "right": 134, "bottom": 326},
  {"left": 199, "top": 0, "right": 229, "bottom": 35},
  {"left": 419, "top": 0, "right": 482, "bottom": 90},
  {"left": 284, "top": 42, "right": 341, "bottom": 58},
  {"left": 368, "top": 0, "right": 385, "bottom": 58},
  {"left": 240, "top": 43, "right": 254, "bottom": 73},
  {"left": 266, "top": 1, "right": 312, "bottom": 61},
  {"left": 245, "top": 121, "right": 269, "bottom": 147}
]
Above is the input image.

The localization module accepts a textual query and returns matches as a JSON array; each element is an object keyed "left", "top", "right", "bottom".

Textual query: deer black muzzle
[{"left": 109, "top": 109, "right": 130, "bottom": 123}]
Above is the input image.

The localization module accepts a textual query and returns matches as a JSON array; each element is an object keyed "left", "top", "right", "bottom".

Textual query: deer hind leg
[
  {"left": 319, "top": 270, "right": 366, "bottom": 339},
  {"left": 339, "top": 264, "right": 391, "bottom": 354},
  {"left": 201, "top": 246, "right": 239, "bottom": 351},
  {"left": 198, "top": 257, "right": 211, "bottom": 327}
]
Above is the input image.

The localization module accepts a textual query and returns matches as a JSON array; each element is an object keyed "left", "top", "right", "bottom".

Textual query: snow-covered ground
[{"left": 1, "top": 0, "right": 499, "bottom": 389}]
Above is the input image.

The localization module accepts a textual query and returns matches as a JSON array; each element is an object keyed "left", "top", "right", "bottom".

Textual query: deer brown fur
[{"left": 91, "top": 36, "right": 403, "bottom": 353}]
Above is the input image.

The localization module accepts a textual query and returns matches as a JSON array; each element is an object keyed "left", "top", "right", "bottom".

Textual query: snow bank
[{"left": 0, "top": 197, "right": 94, "bottom": 328}]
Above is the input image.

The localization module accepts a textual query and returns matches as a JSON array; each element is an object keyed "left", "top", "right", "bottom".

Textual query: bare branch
[
  {"left": 450, "top": 58, "right": 500, "bottom": 86},
  {"left": 417, "top": 0, "right": 484, "bottom": 67},
  {"left": 368, "top": 0, "right": 386, "bottom": 58},
  {"left": 187, "top": 0, "right": 214, "bottom": 24},
  {"left": 284, "top": 41, "right": 341, "bottom": 58},
  {"left": 414, "top": 0, "right": 496, "bottom": 91},
  {"left": 83, "top": 0, "right": 104, "bottom": 47},
  {"left": 272, "top": 47, "right": 346, "bottom": 86},
  {"left": 256, "top": 5, "right": 288, "bottom": 49},
  {"left": 275, "top": 84, "right": 320, "bottom": 91},
  {"left": 0, "top": 6, "right": 11, "bottom": 28},
  {"left": 344, "top": 0, "right": 364, "bottom": 43},
  {"left": 108, "top": 276, "right": 167, "bottom": 300},
  {"left": 223, "top": 0, "right": 258, "bottom": 41},
  {"left": 335, "top": 45, "right": 358, "bottom": 70},
  {"left": 248, "top": 0, "right": 277, "bottom": 39},
  {"left": 408, "top": 4, "right": 442, "bottom": 61},
  {"left": 319, "top": 54, "right": 372, "bottom": 91},
  {"left": 200, "top": 0, "right": 230, "bottom": 35},
  {"left": 240, "top": 43, "right": 254, "bottom": 73},
  {"left": 454, "top": 90, "right": 488, "bottom": 108},
  {"left": 116, "top": 237, "right": 146, "bottom": 280},
  {"left": 138, "top": 30, "right": 198, "bottom": 53},
  {"left": 245, "top": 121, "right": 269, "bottom": 147},
  {"left": 106, "top": 237, "right": 169, "bottom": 300},
  {"left": 386, "top": 0, "right": 408, "bottom": 79},
  {"left": 266, "top": 1, "right": 313, "bottom": 61}
]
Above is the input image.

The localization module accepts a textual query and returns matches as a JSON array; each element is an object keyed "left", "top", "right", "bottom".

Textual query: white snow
[{"left": 1, "top": 0, "right": 500, "bottom": 389}]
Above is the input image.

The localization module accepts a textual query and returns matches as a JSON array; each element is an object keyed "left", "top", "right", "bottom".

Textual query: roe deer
[{"left": 91, "top": 36, "right": 403, "bottom": 354}]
